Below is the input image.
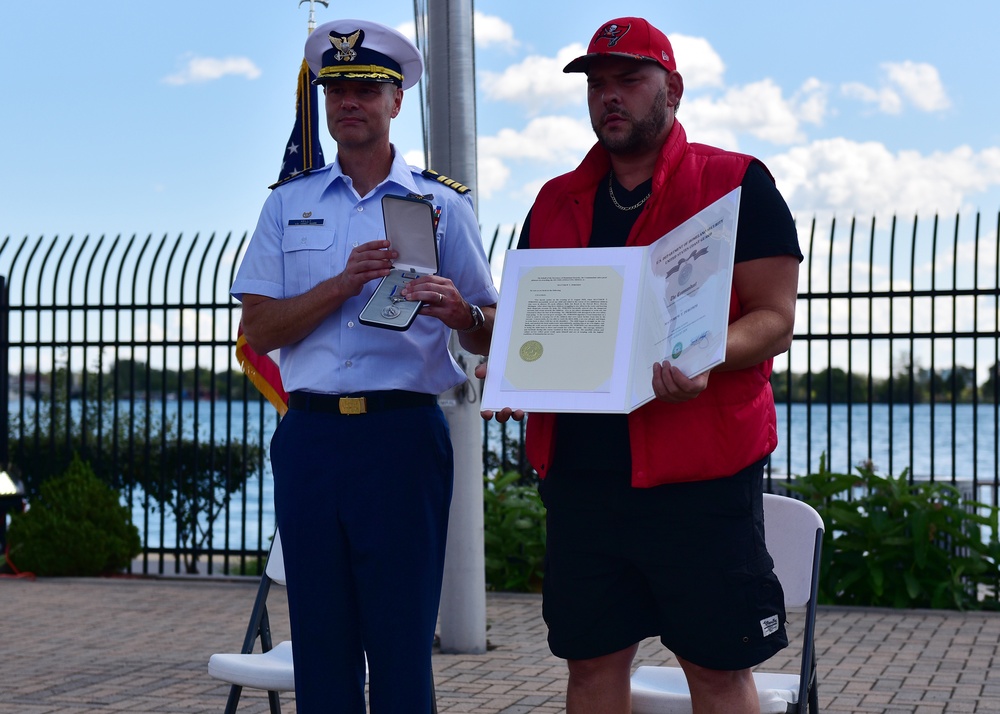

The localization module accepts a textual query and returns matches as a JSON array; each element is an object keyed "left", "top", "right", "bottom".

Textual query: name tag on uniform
[{"left": 288, "top": 218, "right": 325, "bottom": 226}]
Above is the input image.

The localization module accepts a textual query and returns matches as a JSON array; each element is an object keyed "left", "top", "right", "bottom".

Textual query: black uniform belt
[{"left": 287, "top": 390, "right": 436, "bottom": 415}]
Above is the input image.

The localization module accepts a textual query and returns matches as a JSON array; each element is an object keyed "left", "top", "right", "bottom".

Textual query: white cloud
[
  {"left": 477, "top": 155, "right": 511, "bottom": 199},
  {"left": 481, "top": 33, "right": 727, "bottom": 111},
  {"left": 399, "top": 12, "right": 513, "bottom": 49},
  {"left": 477, "top": 115, "right": 593, "bottom": 196},
  {"left": 402, "top": 148, "right": 426, "bottom": 170},
  {"left": 479, "top": 115, "right": 593, "bottom": 163},
  {"left": 162, "top": 55, "right": 261, "bottom": 85},
  {"left": 683, "top": 78, "right": 823, "bottom": 147},
  {"left": 395, "top": 21, "right": 418, "bottom": 42},
  {"left": 840, "top": 61, "right": 950, "bottom": 114},
  {"left": 473, "top": 28, "right": 983, "bottom": 232},
  {"left": 883, "top": 61, "right": 950, "bottom": 112},
  {"left": 474, "top": 12, "right": 518, "bottom": 49},
  {"left": 480, "top": 43, "right": 589, "bottom": 110},
  {"left": 841, "top": 81, "right": 903, "bottom": 114},
  {"left": 515, "top": 177, "right": 550, "bottom": 205},
  {"left": 670, "top": 34, "right": 725, "bottom": 89},
  {"left": 766, "top": 140, "right": 1000, "bottom": 216},
  {"left": 794, "top": 78, "right": 829, "bottom": 125}
]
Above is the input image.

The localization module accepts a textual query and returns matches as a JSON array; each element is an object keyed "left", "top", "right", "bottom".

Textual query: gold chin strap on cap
[{"left": 318, "top": 65, "right": 404, "bottom": 84}]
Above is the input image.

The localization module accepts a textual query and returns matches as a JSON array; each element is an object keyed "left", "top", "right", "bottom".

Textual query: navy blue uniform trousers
[{"left": 270, "top": 403, "right": 453, "bottom": 713}]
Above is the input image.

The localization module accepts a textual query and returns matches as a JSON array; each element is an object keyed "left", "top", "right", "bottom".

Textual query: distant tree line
[
  {"left": 13, "top": 356, "right": 1000, "bottom": 405},
  {"left": 13, "top": 359, "right": 259, "bottom": 401},
  {"left": 772, "top": 361, "right": 1000, "bottom": 404}
]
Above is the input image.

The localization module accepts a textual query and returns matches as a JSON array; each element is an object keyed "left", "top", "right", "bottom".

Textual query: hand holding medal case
[{"left": 359, "top": 194, "right": 439, "bottom": 330}]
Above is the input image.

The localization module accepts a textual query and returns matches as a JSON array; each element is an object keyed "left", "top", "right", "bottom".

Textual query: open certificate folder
[{"left": 482, "top": 187, "right": 740, "bottom": 414}]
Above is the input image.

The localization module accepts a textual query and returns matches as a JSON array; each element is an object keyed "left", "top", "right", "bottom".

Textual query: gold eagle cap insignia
[{"left": 329, "top": 29, "right": 362, "bottom": 62}]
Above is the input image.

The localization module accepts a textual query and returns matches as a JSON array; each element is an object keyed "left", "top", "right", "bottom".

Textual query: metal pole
[
  {"left": 0, "top": 276, "right": 7, "bottom": 470},
  {"left": 427, "top": 0, "right": 487, "bottom": 654},
  {"left": 298, "top": 0, "right": 328, "bottom": 33}
]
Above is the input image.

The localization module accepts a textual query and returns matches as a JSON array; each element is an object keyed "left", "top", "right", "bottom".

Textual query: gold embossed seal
[{"left": 519, "top": 340, "right": 543, "bottom": 362}]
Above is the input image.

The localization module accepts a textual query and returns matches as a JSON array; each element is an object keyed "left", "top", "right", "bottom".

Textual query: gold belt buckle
[{"left": 339, "top": 397, "right": 367, "bottom": 415}]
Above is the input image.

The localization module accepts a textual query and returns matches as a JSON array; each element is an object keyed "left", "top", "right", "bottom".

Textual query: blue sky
[
  {"left": 1, "top": 0, "right": 999, "bottom": 381},
  {"left": 2, "top": 0, "right": 999, "bottom": 244}
]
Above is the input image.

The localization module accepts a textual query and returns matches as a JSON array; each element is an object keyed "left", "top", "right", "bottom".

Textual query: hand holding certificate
[{"left": 482, "top": 187, "right": 741, "bottom": 414}]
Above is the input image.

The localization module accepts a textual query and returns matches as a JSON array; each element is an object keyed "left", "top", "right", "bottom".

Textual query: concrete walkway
[{"left": 2, "top": 575, "right": 1000, "bottom": 713}]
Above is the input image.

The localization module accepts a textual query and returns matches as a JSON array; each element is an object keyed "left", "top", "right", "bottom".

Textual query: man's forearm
[
  {"left": 240, "top": 279, "right": 350, "bottom": 354},
  {"left": 718, "top": 308, "right": 795, "bottom": 372}
]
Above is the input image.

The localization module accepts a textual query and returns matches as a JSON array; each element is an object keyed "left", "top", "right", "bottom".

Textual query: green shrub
[
  {"left": 6, "top": 455, "right": 142, "bottom": 576},
  {"left": 483, "top": 470, "right": 546, "bottom": 592},
  {"left": 786, "top": 455, "right": 1000, "bottom": 610}
]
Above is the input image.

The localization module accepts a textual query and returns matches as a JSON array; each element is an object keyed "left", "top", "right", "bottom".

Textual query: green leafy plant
[
  {"left": 483, "top": 470, "right": 546, "bottom": 592},
  {"left": 6, "top": 454, "right": 142, "bottom": 576},
  {"left": 786, "top": 455, "right": 1000, "bottom": 610}
]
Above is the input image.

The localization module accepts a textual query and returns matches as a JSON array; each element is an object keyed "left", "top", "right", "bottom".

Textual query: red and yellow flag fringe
[{"left": 235, "top": 322, "right": 288, "bottom": 416}]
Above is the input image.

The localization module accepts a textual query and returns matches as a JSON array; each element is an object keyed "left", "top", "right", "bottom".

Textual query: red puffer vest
[{"left": 525, "top": 122, "right": 777, "bottom": 487}]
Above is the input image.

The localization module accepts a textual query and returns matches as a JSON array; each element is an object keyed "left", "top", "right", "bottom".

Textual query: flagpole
[
  {"left": 427, "top": 0, "right": 488, "bottom": 656},
  {"left": 298, "top": 0, "right": 329, "bottom": 34},
  {"left": 237, "top": 2, "right": 331, "bottom": 406}
]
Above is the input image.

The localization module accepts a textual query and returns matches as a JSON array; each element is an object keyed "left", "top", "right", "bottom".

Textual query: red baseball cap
[{"left": 564, "top": 17, "right": 676, "bottom": 74}]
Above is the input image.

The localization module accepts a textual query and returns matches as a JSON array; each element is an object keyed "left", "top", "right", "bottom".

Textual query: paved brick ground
[{"left": 3, "top": 575, "right": 1000, "bottom": 712}]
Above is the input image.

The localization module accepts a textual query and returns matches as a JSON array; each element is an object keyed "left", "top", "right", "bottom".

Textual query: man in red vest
[{"left": 480, "top": 17, "right": 802, "bottom": 714}]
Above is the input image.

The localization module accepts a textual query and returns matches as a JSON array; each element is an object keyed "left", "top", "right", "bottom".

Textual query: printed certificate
[{"left": 482, "top": 187, "right": 740, "bottom": 413}]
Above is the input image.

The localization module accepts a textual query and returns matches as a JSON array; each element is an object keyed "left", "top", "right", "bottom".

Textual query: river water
[{"left": 15, "top": 399, "right": 998, "bottom": 550}]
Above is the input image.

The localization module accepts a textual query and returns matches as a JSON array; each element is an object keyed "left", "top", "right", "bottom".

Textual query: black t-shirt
[{"left": 516, "top": 161, "right": 802, "bottom": 474}]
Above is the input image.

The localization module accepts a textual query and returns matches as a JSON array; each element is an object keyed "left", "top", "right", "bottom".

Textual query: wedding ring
[{"left": 437, "top": 293, "right": 443, "bottom": 304}]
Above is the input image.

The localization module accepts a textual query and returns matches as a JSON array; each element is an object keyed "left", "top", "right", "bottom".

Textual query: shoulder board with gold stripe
[{"left": 422, "top": 169, "right": 471, "bottom": 194}]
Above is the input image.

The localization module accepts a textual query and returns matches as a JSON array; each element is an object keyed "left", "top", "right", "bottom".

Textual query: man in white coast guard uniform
[{"left": 231, "top": 18, "right": 497, "bottom": 713}]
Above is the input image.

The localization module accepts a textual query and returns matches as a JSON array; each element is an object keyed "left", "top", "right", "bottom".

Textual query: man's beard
[{"left": 593, "top": 87, "right": 668, "bottom": 155}]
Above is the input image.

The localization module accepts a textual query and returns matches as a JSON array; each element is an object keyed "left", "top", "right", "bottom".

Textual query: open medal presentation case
[{"left": 359, "top": 194, "right": 440, "bottom": 330}]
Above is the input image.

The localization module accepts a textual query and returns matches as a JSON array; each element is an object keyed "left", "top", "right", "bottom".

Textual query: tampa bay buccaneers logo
[{"left": 594, "top": 22, "right": 631, "bottom": 48}]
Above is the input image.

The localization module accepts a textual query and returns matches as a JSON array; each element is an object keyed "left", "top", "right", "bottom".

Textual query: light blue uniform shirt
[{"left": 231, "top": 147, "right": 499, "bottom": 395}]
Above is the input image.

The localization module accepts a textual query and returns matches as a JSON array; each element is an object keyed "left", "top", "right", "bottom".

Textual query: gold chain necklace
[{"left": 608, "top": 173, "right": 651, "bottom": 211}]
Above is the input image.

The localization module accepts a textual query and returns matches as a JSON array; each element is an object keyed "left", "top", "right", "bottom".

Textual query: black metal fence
[
  {"left": 2, "top": 211, "right": 999, "bottom": 573},
  {"left": 777, "top": 211, "right": 1000, "bottom": 508},
  {"left": 0, "top": 231, "right": 277, "bottom": 575}
]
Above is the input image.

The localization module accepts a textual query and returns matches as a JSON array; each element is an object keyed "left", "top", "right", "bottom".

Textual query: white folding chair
[
  {"left": 208, "top": 529, "right": 438, "bottom": 713},
  {"left": 630, "top": 493, "right": 825, "bottom": 714},
  {"left": 208, "top": 530, "right": 293, "bottom": 714}
]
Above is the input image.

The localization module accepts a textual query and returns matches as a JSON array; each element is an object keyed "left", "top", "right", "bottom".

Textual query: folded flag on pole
[
  {"left": 236, "top": 56, "right": 326, "bottom": 413},
  {"left": 271, "top": 59, "right": 326, "bottom": 188},
  {"left": 235, "top": 323, "right": 289, "bottom": 416}
]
